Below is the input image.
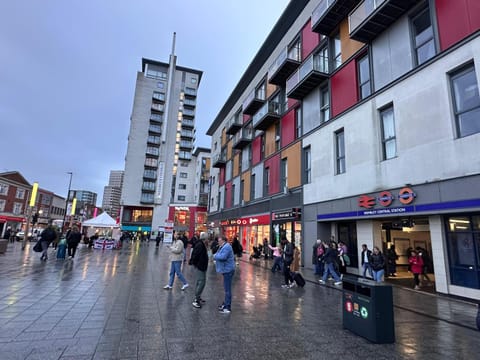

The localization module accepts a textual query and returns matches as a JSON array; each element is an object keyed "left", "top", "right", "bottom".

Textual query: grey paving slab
[{"left": 0, "top": 240, "right": 479, "bottom": 360}]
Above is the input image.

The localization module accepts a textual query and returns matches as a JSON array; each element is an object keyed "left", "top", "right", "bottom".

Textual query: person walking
[
  {"left": 213, "top": 236, "right": 235, "bottom": 313},
  {"left": 190, "top": 232, "right": 209, "bottom": 308},
  {"left": 66, "top": 225, "right": 81, "bottom": 259},
  {"left": 319, "top": 241, "right": 342, "bottom": 286},
  {"left": 313, "top": 239, "right": 325, "bottom": 276},
  {"left": 281, "top": 237, "right": 294, "bottom": 288},
  {"left": 370, "top": 246, "right": 385, "bottom": 282},
  {"left": 361, "top": 244, "right": 373, "bottom": 279},
  {"left": 39, "top": 224, "right": 57, "bottom": 261},
  {"left": 387, "top": 244, "right": 398, "bottom": 277},
  {"left": 268, "top": 243, "right": 283, "bottom": 273},
  {"left": 231, "top": 234, "right": 243, "bottom": 264},
  {"left": 409, "top": 249, "right": 424, "bottom": 290},
  {"left": 164, "top": 234, "right": 189, "bottom": 290}
]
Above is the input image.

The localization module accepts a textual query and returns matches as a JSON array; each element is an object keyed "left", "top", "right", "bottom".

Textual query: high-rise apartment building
[
  {"left": 121, "top": 37, "right": 207, "bottom": 237},
  {"left": 102, "top": 170, "right": 124, "bottom": 218},
  {"left": 207, "top": 0, "right": 480, "bottom": 300}
]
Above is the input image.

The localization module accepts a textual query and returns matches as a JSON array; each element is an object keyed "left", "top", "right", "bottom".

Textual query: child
[{"left": 408, "top": 250, "right": 424, "bottom": 290}]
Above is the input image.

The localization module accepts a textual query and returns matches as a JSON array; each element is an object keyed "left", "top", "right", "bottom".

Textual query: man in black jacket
[
  {"left": 190, "top": 232, "right": 209, "bottom": 308},
  {"left": 361, "top": 244, "right": 373, "bottom": 279},
  {"left": 281, "top": 237, "right": 294, "bottom": 288}
]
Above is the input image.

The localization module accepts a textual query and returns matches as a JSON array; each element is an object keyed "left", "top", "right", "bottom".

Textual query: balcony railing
[
  {"left": 212, "top": 152, "right": 226, "bottom": 168},
  {"left": 151, "top": 103, "right": 164, "bottom": 112},
  {"left": 180, "top": 130, "right": 194, "bottom": 139},
  {"left": 182, "top": 119, "right": 194, "bottom": 128},
  {"left": 252, "top": 100, "right": 281, "bottom": 131},
  {"left": 311, "top": 0, "right": 359, "bottom": 35},
  {"left": 150, "top": 113, "right": 163, "bottom": 123},
  {"left": 152, "top": 92, "right": 165, "bottom": 102},
  {"left": 286, "top": 52, "right": 330, "bottom": 100},
  {"left": 349, "top": 0, "right": 418, "bottom": 42},
  {"left": 232, "top": 126, "right": 253, "bottom": 150},
  {"left": 179, "top": 141, "right": 193, "bottom": 150},
  {"left": 268, "top": 46, "right": 301, "bottom": 86},
  {"left": 225, "top": 114, "right": 243, "bottom": 135},
  {"left": 148, "top": 124, "right": 162, "bottom": 134},
  {"left": 183, "top": 98, "right": 196, "bottom": 108},
  {"left": 242, "top": 88, "right": 266, "bottom": 115}
]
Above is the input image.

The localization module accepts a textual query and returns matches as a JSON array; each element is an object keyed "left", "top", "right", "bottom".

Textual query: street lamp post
[{"left": 62, "top": 172, "right": 73, "bottom": 234}]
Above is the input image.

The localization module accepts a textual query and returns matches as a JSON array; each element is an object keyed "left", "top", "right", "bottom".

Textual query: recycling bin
[{"left": 342, "top": 276, "right": 395, "bottom": 343}]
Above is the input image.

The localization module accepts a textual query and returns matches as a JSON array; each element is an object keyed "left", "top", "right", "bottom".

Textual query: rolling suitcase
[{"left": 292, "top": 272, "right": 306, "bottom": 287}]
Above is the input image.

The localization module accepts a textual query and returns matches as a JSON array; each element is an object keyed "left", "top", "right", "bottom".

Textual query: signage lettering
[{"left": 358, "top": 187, "right": 416, "bottom": 209}]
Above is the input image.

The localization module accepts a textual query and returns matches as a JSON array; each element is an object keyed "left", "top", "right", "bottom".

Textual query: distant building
[
  {"left": 120, "top": 36, "right": 205, "bottom": 237},
  {"left": 102, "top": 170, "right": 124, "bottom": 218},
  {"left": 0, "top": 171, "right": 31, "bottom": 235},
  {"left": 68, "top": 189, "right": 97, "bottom": 222}
]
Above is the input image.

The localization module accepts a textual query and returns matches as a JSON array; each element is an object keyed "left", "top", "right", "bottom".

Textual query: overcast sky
[{"left": 0, "top": 0, "right": 289, "bottom": 205}]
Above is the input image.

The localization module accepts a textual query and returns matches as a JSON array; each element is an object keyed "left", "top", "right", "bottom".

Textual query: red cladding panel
[
  {"left": 264, "top": 154, "right": 280, "bottom": 195},
  {"left": 219, "top": 167, "right": 225, "bottom": 186},
  {"left": 225, "top": 182, "right": 232, "bottom": 208},
  {"left": 331, "top": 60, "right": 358, "bottom": 117},
  {"left": 467, "top": 0, "right": 480, "bottom": 32},
  {"left": 243, "top": 114, "right": 251, "bottom": 124},
  {"left": 302, "top": 19, "right": 320, "bottom": 60},
  {"left": 281, "top": 109, "right": 295, "bottom": 147},
  {"left": 435, "top": 0, "right": 471, "bottom": 51},
  {"left": 252, "top": 136, "right": 262, "bottom": 166}
]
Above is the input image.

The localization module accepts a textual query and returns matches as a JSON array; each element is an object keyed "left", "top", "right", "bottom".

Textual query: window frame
[
  {"left": 320, "top": 85, "right": 330, "bottom": 124},
  {"left": 303, "top": 146, "right": 311, "bottom": 184},
  {"left": 357, "top": 52, "right": 371, "bottom": 100},
  {"left": 410, "top": 4, "right": 436, "bottom": 66},
  {"left": 335, "top": 129, "right": 346, "bottom": 175},
  {"left": 380, "top": 105, "right": 397, "bottom": 160}
]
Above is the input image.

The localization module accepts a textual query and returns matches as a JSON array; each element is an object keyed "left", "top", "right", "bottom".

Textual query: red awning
[{"left": 0, "top": 215, "right": 25, "bottom": 222}]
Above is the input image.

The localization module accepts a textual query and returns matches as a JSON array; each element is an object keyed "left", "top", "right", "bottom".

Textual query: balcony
[
  {"left": 349, "top": 0, "right": 419, "bottom": 43},
  {"left": 286, "top": 52, "right": 329, "bottom": 100},
  {"left": 179, "top": 140, "right": 193, "bottom": 150},
  {"left": 225, "top": 114, "right": 243, "bottom": 135},
  {"left": 182, "top": 119, "right": 194, "bottom": 128},
  {"left": 148, "top": 124, "right": 162, "bottom": 135},
  {"left": 182, "top": 109, "right": 195, "bottom": 119},
  {"left": 198, "top": 193, "right": 209, "bottom": 207},
  {"left": 242, "top": 88, "right": 266, "bottom": 115},
  {"left": 178, "top": 151, "right": 192, "bottom": 160},
  {"left": 180, "top": 130, "right": 194, "bottom": 139},
  {"left": 184, "top": 87, "right": 197, "bottom": 98},
  {"left": 151, "top": 103, "right": 164, "bottom": 113},
  {"left": 311, "top": 0, "right": 359, "bottom": 35},
  {"left": 268, "top": 47, "right": 301, "bottom": 86},
  {"left": 252, "top": 100, "right": 281, "bottom": 131},
  {"left": 212, "top": 152, "right": 226, "bottom": 168},
  {"left": 140, "top": 193, "right": 154, "bottom": 204},
  {"left": 152, "top": 92, "right": 165, "bottom": 102},
  {"left": 150, "top": 113, "right": 163, "bottom": 124},
  {"left": 183, "top": 98, "right": 196, "bottom": 109},
  {"left": 232, "top": 126, "right": 253, "bottom": 150}
]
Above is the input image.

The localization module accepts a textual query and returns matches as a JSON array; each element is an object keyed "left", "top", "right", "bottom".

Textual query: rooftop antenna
[{"left": 171, "top": 32, "right": 176, "bottom": 56}]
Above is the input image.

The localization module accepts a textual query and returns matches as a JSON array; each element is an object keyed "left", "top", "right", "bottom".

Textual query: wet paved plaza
[{"left": 0, "top": 241, "right": 479, "bottom": 360}]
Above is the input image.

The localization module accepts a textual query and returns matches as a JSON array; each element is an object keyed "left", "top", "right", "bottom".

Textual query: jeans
[
  {"left": 314, "top": 261, "right": 325, "bottom": 276},
  {"left": 222, "top": 270, "right": 235, "bottom": 310},
  {"left": 372, "top": 269, "right": 384, "bottom": 282},
  {"left": 362, "top": 263, "right": 373, "bottom": 278},
  {"left": 283, "top": 261, "right": 292, "bottom": 285},
  {"left": 322, "top": 262, "right": 341, "bottom": 282},
  {"left": 41, "top": 241, "right": 49, "bottom": 259},
  {"left": 271, "top": 256, "right": 283, "bottom": 272},
  {"left": 194, "top": 268, "right": 206, "bottom": 300},
  {"left": 168, "top": 260, "right": 188, "bottom": 286}
]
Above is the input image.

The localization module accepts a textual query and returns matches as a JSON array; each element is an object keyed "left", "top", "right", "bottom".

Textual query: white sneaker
[
  {"left": 334, "top": 281, "right": 342, "bottom": 286},
  {"left": 163, "top": 285, "right": 172, "bottom": 290},
  {"left": 181, "top": 284, "right": 189, "bottom": 290},
  {"left": 318, "top": 279, "right": 325, "bottom": 284}
]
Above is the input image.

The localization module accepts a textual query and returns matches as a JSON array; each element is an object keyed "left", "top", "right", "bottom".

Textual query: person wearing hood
[{"left": 190, "top": 232, "right": 209, "bottom": 308}]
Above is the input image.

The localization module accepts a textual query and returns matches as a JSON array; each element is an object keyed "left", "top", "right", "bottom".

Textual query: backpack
[{"left": 343, "top": 254, "right": 351, "bottom": 266}]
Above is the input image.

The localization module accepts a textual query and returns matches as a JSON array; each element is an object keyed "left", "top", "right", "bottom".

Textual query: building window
[
  {"left": 191, "top": 77, "right": 197, "bottom": 84},
  {"left": 304, "top": 146, "right": 311, "bottom": 184},
  {"left": 335, "top": 129, "right": 346, "bottom": 174},
  {"left": 450, "top": 64, "right": 480, "bottom": 138},
  {"left": 256, "top": 80, "right": 266, "bottom": 101},
  {"left": 145, "top": 158, "right": 158, "bottom": 167},
  {"left": 250, "top": 174, "right": 256, "bottom": 200},
  {"left": 264, "top": 167, "right": 270, "bottom": 196},
  {"left": 288, "top": 37, "right": 301, "bottom": 62},
  {"left": 179, "top": 184, "right": 187, "bottom": 190},
  {"left": 0, "top": 183, "right": 8, "bottom": 195},
  {"left": 240, "top": 180, "right": 244, "bottom": 204},
  {"left": 320, "top": 86, "right": 330, "bottom": 124},
  {"left": 316, "top": 46, "right": 329, "bottom": 73},
  {"left": 0, "top": 199, "right": 5, "bottom": 211},
  {"left": 16, "top": 189, "right": 25, "bottom": 199},
  {"left": 142, "top": 181, "right": 155, "bottom": 191},
  {"left": 295, "top": 106, "right": 302, "bottom": 139},
  {"left": 357, "top": 53, "right": 371, "bottom": 99},
  {"left": 275, "top": 122, "right": 281, "bottom": 151},
  {"left": 411, "top": 5, "right": 435, "bottom": 66},
  {"left": 13, "top": 202, "right": 22, "bottom": 215},
  {"left": 231, "top": 184, "right": 235, "bottom": 206},
  {"left": 332, "top": 33, "right": 342, "bottom": 69},
  {"left": 281, "top": 158, "right": 288, "bottom": 192},
  {"left": 157, "top": 82, "right": 165, "bottom": 89},
  {"left": 177, "top": 195, "right": 186, "bottom": 201},
  {"left": 179, "top": 172, "right": 188, "bottom": 178},
  {"left": 380, "top": 105, "right": 397, "bottom": 160}
]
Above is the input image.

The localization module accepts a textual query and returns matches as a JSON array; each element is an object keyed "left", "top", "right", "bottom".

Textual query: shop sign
[
  {"left": 358, "top": 187, "right": 416, "bottom": 209},
  {"left": 220, "top": 214, "right": 270, "bottom": 226},
  {"left": 272, "top": 208, "right": 302, "bottom": 221}
]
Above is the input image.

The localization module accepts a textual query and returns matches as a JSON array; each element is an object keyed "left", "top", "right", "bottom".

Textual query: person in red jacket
[{"left": 409, "top": 250, "right": 424, "bottom": 290}]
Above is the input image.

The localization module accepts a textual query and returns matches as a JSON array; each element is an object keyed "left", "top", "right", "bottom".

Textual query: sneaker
[
  {"left": 281, "top": 284, "right": 290, "bottom": 288},
  {"left": 163, "top": 285, "right": 172, "bottom": 290},
  {"left": 318, "top": 279, "right": 325, "bottom": 284},
  {"left": 219, "top": 308, "right": 231, "bottom": 314},
  {"left": 414, "top": 285, "right": 420, "bottom": 290},
  {"left": 334, "top": 281, "right": 342, "bottom": 286},
  {"left": 217, "top": 304, "right": 225, "bottom": 310},
  {"left": 288, "top": 283, "right": 295, "bottom": 288},
  {"left": 181, "top": 284, "right": 189, "bottom": 290},
  {"left": 192, "top": 301, "right": 201, "bottom": 308}
]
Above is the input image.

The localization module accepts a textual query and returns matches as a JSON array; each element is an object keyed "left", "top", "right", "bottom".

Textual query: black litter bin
[{"left": 342, "top": 276, "right": 395, "bottom": 343}]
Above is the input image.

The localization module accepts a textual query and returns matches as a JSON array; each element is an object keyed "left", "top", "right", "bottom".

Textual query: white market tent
[{"left": 82, "top": 212, "right": 118, "bottom": 228}]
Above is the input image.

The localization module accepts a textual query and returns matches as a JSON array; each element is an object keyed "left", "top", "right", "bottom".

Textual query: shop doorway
[{"left": 381, "top": 217, "right": 435, "bottom": 292}]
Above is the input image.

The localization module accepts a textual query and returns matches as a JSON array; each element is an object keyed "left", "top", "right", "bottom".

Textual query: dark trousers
[
  {"left": 283, "top": 261, "right": 292, "bottom": 285},
  {"left": 67, "top": 243, "right": 78, "bottom": 258}
]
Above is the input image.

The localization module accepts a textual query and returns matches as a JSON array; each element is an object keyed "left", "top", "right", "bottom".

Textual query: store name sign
[
  {"left": 220, "top": 214, "right": 270, "bottom": 226},
  {"left": 358, "top": 187, "right": 416, "bottom": 209},
  {"left": 272, "top": 208, "right": 301, "bottom": 220}
]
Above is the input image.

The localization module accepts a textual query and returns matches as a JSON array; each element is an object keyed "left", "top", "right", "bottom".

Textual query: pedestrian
[
  {"left": 164, "top": 234, "right": 189, "bottom": 290},
  {"left": 409, "top": 249, "right": 424, "bottom": 290},
  {"left": 263, "top": 237, "right": 269, "bottom": 260},
  {"left": 337, "top": 241, "right": 348, "bottom": 276},
  {"left": 281, "top": 237, "right": 294, "bottom": 288},
  {"left": 4, "top": 227, "right": 11, "bottom": 241},
  {"left": 370, "top": 246, "right": 385, "bottom": 282},
  {"left": 319, "top": 241, "right": 342, "bottom": 286},
  {"left": 231, "top": 234, "right": 243, "bottom": 264},
  {"left": 39, "top": 224, "right": 57, "bottom": 261},
  {"left": 387, "top": 244, "right": 398, "bottom": 277},
  {"left": 181, "top": 232, "right": 189, "bottom": 262},
  {"left": 416, "top": 247, "right": 433, "bottom": 286},
  {"left": 268, "top": 242, "right": 283, "bottom": 273},
  {"left": 66, "top": 225, "right": 81, "bottom": 259},
  {"left": 361, "top": 244, "right": 373, "bottom": 279},
  {"left": 213, "top": 236, "right": 235, "bottom": 313},
  {"left": 155, "top": 232, "right": 163, "bottom": 248},
  {"left": 190, "top": 232, "right": 209, "bottom": 308},
  {"left": 313, "top": 239, "right": 325, "bottom": 276}
]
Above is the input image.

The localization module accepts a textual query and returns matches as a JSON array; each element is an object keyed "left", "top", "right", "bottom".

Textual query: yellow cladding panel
[
  {"left": 266, "top": 83, "right": 277, "bottom": 99},
  {"left": 242, "top": 170, "right": 251, "bottom": 202},
  {"left": 221, "top": 128, "right": 227, "bottom": 146},
  {"left": 264, "top": 126, "right": 276, "bottom": 157},
  {"left": 281, "top": 142, "right": 301, "bottom": 188},
  {"left": 227, "top": 140, "right": 233, "bottom": 160},
  {"left": 340, "top": 19, "right": 364, "bottom": 61},
  {"left": 233, "top": 153, "right": 240, "bottom": 178}
]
